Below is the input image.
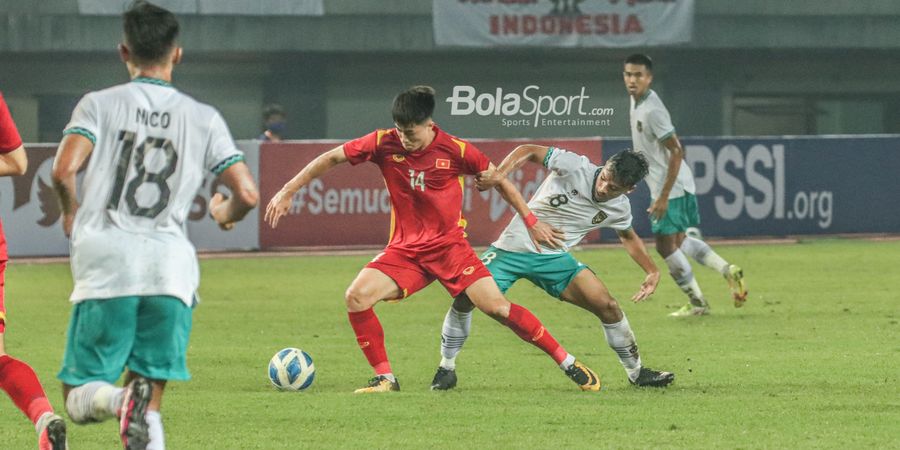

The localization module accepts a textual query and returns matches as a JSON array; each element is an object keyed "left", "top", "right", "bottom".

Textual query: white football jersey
[
  {"left": 629, "top": 89, "right": 695, "bottom": 200},
  {"left": 63, "top": 78, "right": 244, "bottom": 305},
  {"left": 493, "top": 148, "right": 632, "bottom": 254}
]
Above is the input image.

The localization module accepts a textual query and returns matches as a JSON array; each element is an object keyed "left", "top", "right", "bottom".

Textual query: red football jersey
[
  {"left": 0, "top": 92, "right": 22, "bottom": 154},
  {"left": 343, "top": 126, "right": 490, "bottom": 252},
  {"left": 0, "top": 92, "right": 19, "bottom": 263}
]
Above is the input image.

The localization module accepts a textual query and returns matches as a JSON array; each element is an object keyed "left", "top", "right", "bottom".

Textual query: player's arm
[
  {"left": 474, "top": 144, "right": 550, "bottom": 191},
  {"left": 51, "top": 134, "right": 94, "bottom": 237},
  {"left": 649, "top": 134, "right": 684, "bottom": 221},
  {"left": 0, "top": 145, "right": 27, "bottom": 176},
  {"left": 264, "top": 145, "right": 348, "bottom": 228},
  {"left": 491, "top": 163, "right": 564, "bottom": 251},
  {"left": 209, "top": 161, "right": 259, "bottom": 231},
  {"left": 616, "top": 227, "right": 660, "bottom": 302}
]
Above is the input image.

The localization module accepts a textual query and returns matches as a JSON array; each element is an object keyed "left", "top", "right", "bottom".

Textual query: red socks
[
  {"left": 0, "top": 355, "right": 53, "bottom": 424},
  {"left": 504, "top": 303, "right": 568, "bottom": 365},
  {"left": 347, "top": 309, "right": 392, "bottom": 375}
]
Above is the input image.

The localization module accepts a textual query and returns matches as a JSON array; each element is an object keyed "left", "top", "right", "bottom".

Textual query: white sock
[
  {"left": 680, "top": 236, "right": 729, "bottom": 275},
  {"left": 65, "top": 381, "right": 125, "bottom": 424},
  {"left": 665, "top": 250, "right": 707, "bottom": 307},
  {"left": 601, "top": 315, "right": 642, "bottom": 382},
  {"left": 34, "top": 412, "right": 54, "bottom": 434},
  {"left": 558, "top": 354, "right": 576, "bottom": 371},
  {"left": 146, "top": 410, "right": 165, "bottom": 450},
  {"left": 439, "top": 306, "right": 472, "bottom": 370},
  {"left": 380, "top": 373, "right": 396, "bottom": 382}
]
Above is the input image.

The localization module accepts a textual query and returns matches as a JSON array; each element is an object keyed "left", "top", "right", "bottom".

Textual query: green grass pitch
[{"left": 1, "top": 239, "right": 898, "bottom": 448}]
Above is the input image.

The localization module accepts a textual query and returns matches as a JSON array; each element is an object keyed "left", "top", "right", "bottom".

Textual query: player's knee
[
  {"left": 474, "top": 297, "right": 510, "bottom": 320},
  {"left": 451, "top": 295, "right": 476, "bottom": 313},
  {"left": 344, "top": 286, "right": 375, "bottom": 311}
]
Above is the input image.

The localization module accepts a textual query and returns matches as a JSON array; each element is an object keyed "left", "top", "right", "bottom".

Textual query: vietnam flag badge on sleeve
[{"left": 435, "top": 158, "right": 450, "bottom": 169}]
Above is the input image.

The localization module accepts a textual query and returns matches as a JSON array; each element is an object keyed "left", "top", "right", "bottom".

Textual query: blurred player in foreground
[
  {"left": 267, "top": 86, "right": 604, "bottom": 393},
  {"left": 431, "top": 145, "right": 675, "bottom": 390},
  {"left": 52, "top": 2, "right": 258, "bottom": 448},
  {"left": 0, "top": 93, "right": 68, "bottom": 449},
  {"left": 624, "top": 53, "right": 747, "bottom": 317}
]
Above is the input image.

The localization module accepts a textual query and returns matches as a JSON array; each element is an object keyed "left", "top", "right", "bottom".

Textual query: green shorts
[
  {"left": 651, "top": 193, "right": 701, "bottom": 235},
  {"left": 481, "top": 246, "right": 589, "bottom": 298},
  {"left": 58, "top": 296, "right": 193, "bottom": 385}
]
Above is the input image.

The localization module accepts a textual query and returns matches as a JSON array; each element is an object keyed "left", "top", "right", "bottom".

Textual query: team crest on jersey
[
  {"left": 392, "top": 154, "right": 406, "bottom": 163},
  {"left": 636, "top": 120, "right": 643, "bottom": 132},
  {"left": 592, "top": 211, "right": 608, "bottom": 224},
  {"left": 435, "top": 158, "right": 451, "bottom": 169}
]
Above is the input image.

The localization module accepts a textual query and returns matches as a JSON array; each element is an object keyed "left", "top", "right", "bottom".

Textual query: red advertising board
[{"left": 258, "top": 137, "right": 603, "bottom": 250}]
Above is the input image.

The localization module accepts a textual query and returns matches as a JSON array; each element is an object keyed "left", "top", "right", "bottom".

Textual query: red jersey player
[
  {"left": 0, "top": 92, "right": 68, "bottom": 448},
  {"left": 266, "top": 86, "right": 602, "bottom": 393}
]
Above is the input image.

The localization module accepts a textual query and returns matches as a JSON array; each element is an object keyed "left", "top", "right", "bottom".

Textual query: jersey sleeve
[
  {"left": 342, "top": 131, "right": 380, "bottom": 166},
  {"left": 458, "top": 141, "right": 490, "bottom": 175},
  {"left": 206, "top": 111, "right": 245, "bottom": 175},
  {"left": 544, "top": 147, "right": 590, "bottom": 176},
  {"left": 607, "top": 202, "right": 634, "bottom": 232},
  {"left": 0, "top": 93, "right": 23, "bottom": 153},
  {"left": 62, "top": 93, "right": 100, "bottom": 146},
  {"left": 647, "top": 107, "right": 676, "bottom": 142}
]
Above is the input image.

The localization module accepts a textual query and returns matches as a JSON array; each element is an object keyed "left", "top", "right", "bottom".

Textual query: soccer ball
[{"left": 268, "top": 348, "right": 315, "bottom": 391}]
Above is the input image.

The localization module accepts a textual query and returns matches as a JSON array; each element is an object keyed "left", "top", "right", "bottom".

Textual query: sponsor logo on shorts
[{"left": 462, "top": 265, "right": 475, "bottom": 275}]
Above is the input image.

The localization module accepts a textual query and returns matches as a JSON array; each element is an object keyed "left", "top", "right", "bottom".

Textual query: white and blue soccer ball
[{"left": 268, "top": 348, "right": 315, "bottom": 391}]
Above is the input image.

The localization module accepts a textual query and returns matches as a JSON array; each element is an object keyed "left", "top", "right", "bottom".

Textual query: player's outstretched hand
[
  {"left": 631, "top": 271, "right": 660, "bottom": 302},
  {"left": 209, "top": 192, "right": 235, "bottom": 231},
  {"left": 647, "top": 197, "right": 668, "bottom": 221},
  {"left": 264, "top": 189, "right": 293, "bottom": 228},
  {"left": 528, "top": 220, "right": 565, "bottom": 253},
  {"left": 474, "top": 169, "right": 504, "bottom": 192}
]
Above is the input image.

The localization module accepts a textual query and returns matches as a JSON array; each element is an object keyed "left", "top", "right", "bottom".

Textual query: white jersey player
[
  {"left": 51, "top": 2, "right": 258, "bottom": 449},
  {"left": 431, "top": 145, "right": 676, "bottom": 390},
  {"left": 624, "top": 53, "right": 747, "bottom": 318},
  {"left": 62, "top": 79, "right": 243, "bottom": 305},
  {"left": 493, "top": 147, "right": 633, "bottom": 254}
]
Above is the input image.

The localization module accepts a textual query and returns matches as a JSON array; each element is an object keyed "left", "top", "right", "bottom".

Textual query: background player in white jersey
[
  {"left": 430, "top": 146, "right": 675, "bottom": 390},
  {"left": 51, "top": 2, "right": 258, "bottom": 449},
  {"left": 624, "top": 53, "right": 748, "bottom": 317}
]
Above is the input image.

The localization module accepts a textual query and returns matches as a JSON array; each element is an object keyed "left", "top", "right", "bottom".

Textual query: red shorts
[{"left": 366, "top": 239, "right": 492, "bottom": 299}]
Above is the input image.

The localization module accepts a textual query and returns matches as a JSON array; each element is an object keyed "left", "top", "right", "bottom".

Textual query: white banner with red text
[{"left": 433, "top": 0, "right": 694, "bottom": 47}]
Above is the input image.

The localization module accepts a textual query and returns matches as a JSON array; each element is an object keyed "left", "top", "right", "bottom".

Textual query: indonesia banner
[
  {"left": 433, "top": 0, "right": 694, "bottom": 47},
  {"left": 258, "top": 137, "right": 603, "bottom": 250}
]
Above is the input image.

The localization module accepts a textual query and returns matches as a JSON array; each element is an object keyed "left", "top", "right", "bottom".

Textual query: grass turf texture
[{"left": 1, "top": 239, "right": 897, "bottom": 448}]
